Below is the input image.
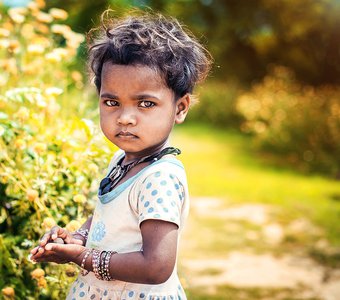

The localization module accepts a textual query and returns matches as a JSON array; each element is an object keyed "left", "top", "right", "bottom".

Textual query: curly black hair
[{"left": 88, "top": 10, "right": 212, "bottom": 99}]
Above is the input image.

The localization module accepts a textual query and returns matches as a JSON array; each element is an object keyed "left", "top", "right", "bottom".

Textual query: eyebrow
[
  {"left": 100, "top": 93, "right": 118, "bottom": 99},
  {"left": 100, "top": 93, "right": 160, "bottom": 101}
]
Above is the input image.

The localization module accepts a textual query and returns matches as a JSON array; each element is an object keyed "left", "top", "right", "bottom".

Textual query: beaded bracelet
[
  {"left": 80, "top": 249, "right": 92, "bottom": 276},
  {"left": 103, "top": 251, "right": 116, "bottom": 281},
  {"left": 98, "top": 251, "right": 106, "bottom": 280},
  {"left": 92, "top": 249, "right": 102, "bottom": 280},
  {"left": 73, "top": 228, "right": 89, "bottom": 241}
]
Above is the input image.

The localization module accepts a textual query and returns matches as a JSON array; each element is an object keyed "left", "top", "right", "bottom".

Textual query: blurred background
[{"left": 0, "top": 0, "right": 339, "bottom": 299}]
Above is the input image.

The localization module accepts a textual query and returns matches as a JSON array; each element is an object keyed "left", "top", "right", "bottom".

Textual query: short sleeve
[{"left": 137, "top": 171, "right": 185, "bottom": 227}]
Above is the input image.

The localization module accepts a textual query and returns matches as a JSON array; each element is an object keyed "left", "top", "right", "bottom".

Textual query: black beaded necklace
[{"left": 99, "top": 147, "right": 181, "bottom": 195}]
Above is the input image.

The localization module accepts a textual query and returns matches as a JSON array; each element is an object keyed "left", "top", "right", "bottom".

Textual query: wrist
[
  {"left": 71, "top": 234, "right": 85, "bottom": 245},
  {"left": 72, "top": 228, "right": 89, "bottom": 245},
  {"left": 73, "top": 246, "right": 87, "bottom": 266}
]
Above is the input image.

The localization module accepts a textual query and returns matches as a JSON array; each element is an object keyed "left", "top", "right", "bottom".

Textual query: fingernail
[
  {"left": 45, "top": 244, "right": 52, "bottom": 251},
  {"left": 28, "top": 254, "right": 37, "bottom": 264}
]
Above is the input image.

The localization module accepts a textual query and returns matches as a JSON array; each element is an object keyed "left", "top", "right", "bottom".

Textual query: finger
[
  {"left": 52, "top": 227, "right": 70, "bottom": 242},
  {"left": 30, "top": 246, "right": 39, "bottom": 255},
  {"left": 73, "top": 238, "right": 84, "bottom": 245},
  {"left": 45, "top": 242, "right": 60, "bottom": 251},
  {"left": 28, "top": 253, "right": 37, "bottom": 264},
  {"left": 38, "top": 246, "right": 45, "bottom": 255},
  {"left": 39, "top": 232, "right": 52, "bottom": 246},
  {"left": 50, "top": 225, "right": 63, "bottom": 240}
]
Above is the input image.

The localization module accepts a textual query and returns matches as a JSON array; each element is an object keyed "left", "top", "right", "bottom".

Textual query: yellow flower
[
  {"left": 14, "top": 139, "right": 25, "bottom": 149},
  {"left": 31, "top": 36, "right": 50, "bottom": 47},
  {"left": 21, "top": 24, "right": 35, "bottom": 38},
  {"left": 37, "top": 277, "right": 47, "bottom": 288},
  {"left": 33, "top": 142, "right": 47, "bottom": 154},
  {"left": 31, "top": 268, "right": 45, "bottom": 279},
  {"left": 71, "top": 71, "right": 83, "bottom": 82},
  {"left": 1, "top": 58, "right": 17, "bottom": 75},
  {"left": 2, "top": 22, "right": 14, "bottom": 32},
  {"left": 42, "top": 217, "right": 56, "bottom": 230},
  {"left": 88, "top": 163, "right": 99, "bottom": 173},
  {"left": 52, "top": 48, "right": 69, "bottom": 58},
  {"left": 35, "top": 0, "right": 46, "bottom": 9},
  {"left": 35, "top": 11, "right": 53, "bottom": 23},
  {"left": 8, "top": 8, "right": 27, "bottom": 24},
  {"left": 8, "top": 40, "right": 20, "bottom": 54},
  {"left": 0, "top": 28, "right": 10, "bottom": 37},
  {"left": 49, "top": 8, "right": 68, "bottom": 20},
  {"left": 45, "top": 99, "right": 60, "bottom": 115},
  {"left": 15, "top": 107, "right": 29, "bottom": 120},
  {"left": 45, "top": 87, "right": 63, "bottom": 96},
  {"left": 51, "top": 24, "right": 71, "bottom": 35},
  {"left": 27, "top": 1, "right": 40, "bottom": 11},
  {"left": 27, "top": 44, "right": 45, "bottom": 54},
  {"left": 66, "top": 220, "right": 81, "bottom": 232},
  {"left": 45, "top": 51, "right": 61, "bottom": 63},
  {"left": 27, "top": 189, "right": 39, "bottom": 201},
  {"left": 1, "top": 287, "right": 14, "bottom": 297},
  {"left": 0, "top": 74, "right": 7, "bottom": 87},
  {"left": 65, "top": 32, "right": 85, "bottom": 49},
  {"left": 35, "top": 24, "right": 49, "bottom": 34},
  {"left": 0, "top": 39, "right": 10, "bottom": 49},
  {"left": 0, "top": 126, "right": 5, "bottom": 136},
  {"left": 65, "top": 265, "right": 77, "bottom": 277},
  {"left": 73, "top": 194, "right": 86, "bottom": 203}
]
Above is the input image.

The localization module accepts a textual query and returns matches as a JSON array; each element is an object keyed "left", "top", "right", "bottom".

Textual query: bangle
[
  {"left": 74, "top": 228, "right": 89, "bottom": 240},
  {"left": 92, "top": 249, "right": 102, "bottom": 280},
  {"left": 103, "top": 251, "right": 116, "bottom": 281},
  {"left": 90, "top": 249, "right": 117, "bottom": 281},
  {"left": 80, "top": 249, "right": 92, "bottom": 276}
]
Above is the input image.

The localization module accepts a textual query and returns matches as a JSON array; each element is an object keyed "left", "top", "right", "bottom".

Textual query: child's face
[{"left": 99, "top": 63, "right": 189, "bottom": 161}]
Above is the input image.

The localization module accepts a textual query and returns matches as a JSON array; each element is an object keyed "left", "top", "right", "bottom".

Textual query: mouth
[{"left": 116, "top": 131, "right": 138, "bottom": 138}]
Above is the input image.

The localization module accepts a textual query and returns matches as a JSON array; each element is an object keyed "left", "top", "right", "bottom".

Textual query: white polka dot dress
[{"left": 66, "top": 150, "right": 189, "bottom": 300}]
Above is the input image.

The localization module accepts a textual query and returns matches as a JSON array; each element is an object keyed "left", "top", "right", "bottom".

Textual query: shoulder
[
  {"left": 130, "top": 157, "right": 189, "bottom": 228},
  {"left": 135, "top": 156, "right": 187, "bottom": 190}
]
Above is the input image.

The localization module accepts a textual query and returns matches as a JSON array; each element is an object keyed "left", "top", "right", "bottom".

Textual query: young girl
[{"left": 30, "top": 10, "right": 211, "bottom": 300}]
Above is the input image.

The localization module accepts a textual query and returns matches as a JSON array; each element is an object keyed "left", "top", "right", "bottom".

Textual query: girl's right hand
[{"left": 30, "top": 226, "right": 83, "bottom": 256}]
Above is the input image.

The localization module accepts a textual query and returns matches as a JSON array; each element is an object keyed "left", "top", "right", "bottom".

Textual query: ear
[{"left": 175, "top": 94, "right": 190, "bottom": 124}]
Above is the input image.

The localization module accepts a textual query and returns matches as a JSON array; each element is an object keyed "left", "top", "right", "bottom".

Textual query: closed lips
[{"left": 117, "top": 131, "right": 137, "bottom": 137}]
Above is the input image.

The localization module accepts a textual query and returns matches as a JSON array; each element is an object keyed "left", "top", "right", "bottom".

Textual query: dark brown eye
[
  {"left": 139, "top": 100, "right": 155, "bottom": 108},
  {"left": 105, "top": 100, "right": 119, "bottom": 107}
]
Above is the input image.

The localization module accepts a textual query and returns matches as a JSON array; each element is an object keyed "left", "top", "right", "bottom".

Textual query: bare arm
[
  {"left": 83, "top": 219, "right": 178, "bottom": 284},
  {"left": 31, "top": 219, "right": 179, "bottom": 284}
]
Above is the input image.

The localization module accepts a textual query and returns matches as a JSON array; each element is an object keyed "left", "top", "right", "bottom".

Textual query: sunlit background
[{"left": 0, "top": 0, "right": 339, "bottom": 299}]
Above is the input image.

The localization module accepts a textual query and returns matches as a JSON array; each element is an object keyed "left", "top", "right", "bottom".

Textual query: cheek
[{"left": 99, "top": 112, "right": 114, "bottom": 133}]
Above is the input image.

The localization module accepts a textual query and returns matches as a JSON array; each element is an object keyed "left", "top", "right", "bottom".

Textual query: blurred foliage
[
  {"left": 187, "top": 80, "right": 243, "bottom": 127},
  {"left": 43, "top": 0, "right": 340, "bottom": 85},
  {"left": 0, "top": 1, "right": 112, "bottom": 298},
  {"left": 154, "top": 0, "right": 340, "bottom": 86},
  {"left": 237, "top": 66, "right": 340, "bottom": 176}
]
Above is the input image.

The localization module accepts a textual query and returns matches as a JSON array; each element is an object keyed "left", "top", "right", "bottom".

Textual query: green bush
[
  {"left": 0, "top": 2, "right": 111, "bottom": 298},
  {"left": 188, "top": 80, "right": 242, "bottom": 127},
  {"left": 236, "top": 66, "right": 340, "bottom": 175}
]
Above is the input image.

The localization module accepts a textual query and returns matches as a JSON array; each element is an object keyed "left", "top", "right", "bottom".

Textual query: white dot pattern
[{"left": 137, "top": 171, "right": 185, "bottom": 227}]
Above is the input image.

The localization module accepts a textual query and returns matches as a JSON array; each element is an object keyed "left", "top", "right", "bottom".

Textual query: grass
[
  {"left": 172, "top": 123, "right": 340, "bottom": 245},
  {"left": 171, "top": 123, "right": 340, "bottom": 299}
]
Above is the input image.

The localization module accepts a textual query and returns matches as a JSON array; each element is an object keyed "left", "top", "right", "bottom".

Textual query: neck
[{"left": 122, "top": 140, "right": 170, "bottom": 165}]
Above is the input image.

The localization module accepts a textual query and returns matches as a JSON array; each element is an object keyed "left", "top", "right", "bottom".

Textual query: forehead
[{"left": 101, "top": 63, "right": 166, "bottom": 89}]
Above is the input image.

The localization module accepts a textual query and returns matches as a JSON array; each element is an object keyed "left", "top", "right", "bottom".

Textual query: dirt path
[{"left": 180, "top": 197, "right": 340, "bottom": 300}]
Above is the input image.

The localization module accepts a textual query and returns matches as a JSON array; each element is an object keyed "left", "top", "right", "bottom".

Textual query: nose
[{"left": 117, "top": 108, "right": 137, "bottom": 126}]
